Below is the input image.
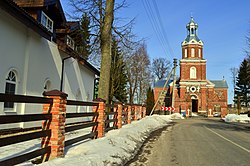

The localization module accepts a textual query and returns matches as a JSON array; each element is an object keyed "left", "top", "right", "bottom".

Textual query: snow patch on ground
[
  {"left": 170, "top": 113, "right": 184, "bottom": 119},
  {"left": 40, "top": 115, "right": 177, "bottom": 166},
  {"left": 191, "top": 112, "right": 199, "bottom": 117},
  {"left": 223, "top": 114, "right": 250, "bottom": 123}
]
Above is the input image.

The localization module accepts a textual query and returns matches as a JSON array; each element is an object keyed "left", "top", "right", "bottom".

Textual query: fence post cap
[
  {"left": 93, "top": 98, "right": 106, "bottom": 102},
  {"left": 43, "top": 89, "right": 68, "bottom": 98}
]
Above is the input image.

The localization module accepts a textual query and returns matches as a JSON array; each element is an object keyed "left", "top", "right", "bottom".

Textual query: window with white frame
[
  {"left": 190, "top": 67, "right": 197, "bottom": 79},
  {"left": 66, "top": 35, "right": 75, "bottom": 50},
  {"left": 191, "top": 48, "right": 195, "bottom": 57},
  {"left": 41, "top": 12, "right": 53, "bottom": 32},
  {"left": 184, "top": 49, "right": 187, "bottom": 58},
  {"left": 4, "top": 71, "right": 17, "bottom": 109},
  {"left": 198, "top": 49, "right": 201, "bottom": 57}
]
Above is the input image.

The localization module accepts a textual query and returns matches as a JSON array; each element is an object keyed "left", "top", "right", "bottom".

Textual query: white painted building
[{"left": 0, "top": 0, "right": 99, "bottom": 128}]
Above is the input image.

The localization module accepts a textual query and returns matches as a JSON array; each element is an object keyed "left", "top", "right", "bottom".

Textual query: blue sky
[{"left": 61, "top": 0, "right": 250, "bottom": 103}]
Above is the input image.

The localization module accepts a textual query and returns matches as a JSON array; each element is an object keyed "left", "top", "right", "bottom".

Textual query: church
[{"left": 154, "top": 17, "right": 228, "bottom": 117}]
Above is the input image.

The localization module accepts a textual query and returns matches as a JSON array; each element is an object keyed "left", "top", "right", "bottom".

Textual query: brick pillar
[
  {"left": 134, "top": 106, "right": 138, "bottom": 120},
  {"left": 142, "top": 106, "right": 146, "bottom": 118},
  {"left": 117, "top": 103, "right": 122, "bottom": 129},
  {"left": 92, "top": 98, "right": 105, "bottom": 138},
  {"left": 41, "top": 90, "right": 68, "bottom": 161},
  {"left": 127, "top": 105, "right": 132, "bottom": 124},
  {"left": 221, "top": 107, "right": 227, "bottom": 118},
  {"left": 139, "top": 106, "right": 142, "bottom": 120}
]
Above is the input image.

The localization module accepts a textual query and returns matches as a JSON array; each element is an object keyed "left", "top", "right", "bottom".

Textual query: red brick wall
[
  {"left": 180, "top": 62, "right": 206, "bottom": 81},
  {"left": 182, "top": 44, "right": 203, "bottom": 59}
]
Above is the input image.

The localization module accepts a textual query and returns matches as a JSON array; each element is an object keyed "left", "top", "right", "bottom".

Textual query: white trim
[
  {"left": 198, "top": 110, "right": 207, "bottom": 112},
  {"left": 4, "top": 70, "right": 18, "bottom": 112},
  {"left": 41, "top": 11, "right": 53, "bottom": 33},
  {"left": 190, "top": 67, "right": 196, "bottom": 79},
  {"left": 44, "top": 79, "right": 51, "bottom": 91},
  {"left": 66, "top": 35, "right": 75, "bottom": 50},
  {"left": 191, "top": 48, "right": 195, "bottom": 57},
  {"left": 184, "top": 49, "right": 187, "bottom": 58},
  {"left": 180, "top": 59, "right": 207, "bottom": 63}
]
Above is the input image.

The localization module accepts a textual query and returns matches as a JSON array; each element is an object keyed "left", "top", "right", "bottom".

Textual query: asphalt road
[{"left": 127, "top": 118, "right": 250, "bottom": 166}]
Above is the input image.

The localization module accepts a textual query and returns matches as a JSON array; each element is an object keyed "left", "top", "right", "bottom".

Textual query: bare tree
[
  {"left": 68, "top": 0, "right": 137, "bottom": 103},
  {"left": 68, "top": 0, "right": 136, "bottom": 63},
  {"left": 126, "top": 43, "right": 151, "bottom": 104},
  {"left": 152, "top": 57, "right": 171, "bottom": 80}
]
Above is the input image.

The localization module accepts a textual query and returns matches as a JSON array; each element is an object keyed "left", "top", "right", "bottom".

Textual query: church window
[
  {"left": 4, "top": 71, "right": 17, "bottom": 109},
  {"left": 190, "top": 67, "right": 196, "bottom": 79},
  {"left": 198, "top": 49, "right": 201, "bottom": 57},
  {"left": 44, "top": 80, "right": 51, "bottom": 92},
  {"left": 184, "top": 49, "right": 187, "bottom": 58},
  {"left": 191, "top": 48, "right": 195, "bottom": 57}
]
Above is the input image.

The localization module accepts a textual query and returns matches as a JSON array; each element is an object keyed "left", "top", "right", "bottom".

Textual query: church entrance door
[{"left": 192, "top": 99, "right": 198, "bottom": 112}]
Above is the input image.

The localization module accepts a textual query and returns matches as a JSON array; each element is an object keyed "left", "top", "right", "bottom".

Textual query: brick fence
[{"left": 41, "top": 90, "right": 146, "bottom": 161}]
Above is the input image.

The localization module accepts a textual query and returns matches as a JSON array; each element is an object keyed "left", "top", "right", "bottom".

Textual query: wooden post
[
  {"left": 237, "top": 96, "right": 241, "bottom": 115},
  {"left": 41, "top": 90, "right": 68, "bottom": 161},
  {"left": 92, "top": 98, "right": 105, "bottom": 138}
]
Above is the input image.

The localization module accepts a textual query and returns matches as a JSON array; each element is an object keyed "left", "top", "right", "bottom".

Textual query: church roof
[
  {"left": 209, "top": 80, "right": 228, "bottom": 88},
  {"left": 184, "top": 35, "right": 201, "bottom": 43},
  {"left": 154, "top": 79, "right": 173, "bottom": 88}
]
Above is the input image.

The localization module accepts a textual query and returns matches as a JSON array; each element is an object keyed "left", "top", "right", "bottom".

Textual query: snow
[
  {"left": 223, "top": 114, "right": 250, "bottom": 123},
  {"left": 38, "top": 114, "right": 182, "bottom": 166},
  {"left": 191, "top": 112, "right": 199, "bottom": 117}
]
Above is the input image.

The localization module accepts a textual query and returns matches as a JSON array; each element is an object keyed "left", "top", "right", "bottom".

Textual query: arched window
[
  {"left": 184, "top": 49, "right": 187, "bottom": 58},
  {"left": 191, "top": 48, "right": 195, "bottom": 57},
  {"left": 190, "top": 67, "right": 196, "bottom": 79},
  {"left": 4, "top": 71, "right": 17, "bottom": 108},
  {"left": 44, "top": 80, "right": 51, "bottom": 92},
  {"left": 191, "top": 28, "right": 194, "bottom": 35},
  {"left": 198, "top": 49, "right": 201, "bottom": 58}
]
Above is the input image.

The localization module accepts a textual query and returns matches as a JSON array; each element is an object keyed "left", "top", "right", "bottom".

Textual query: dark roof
[
  {"left": 0, "top": 0, "right": 52, "bottom": 40},
  {"left": 14, "top": 0, "right": 67, "bottom": 28},
  {"left": 184, "top": 35, "right": 201, "bottom": 43},
  {"left": 154, "top": 79, "right": 173, "bottom": 88},
  {"left": 209, "top": 80, "right": 228, "bottom": 88}
]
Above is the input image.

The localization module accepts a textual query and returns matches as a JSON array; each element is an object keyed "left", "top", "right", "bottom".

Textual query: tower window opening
[
  {"left": 191, "top": 48, "right": 195, "bottom": 57},
  {"left": 191, "top": 28, "right": 194, "bottom": 34},
  {"left": 184, "top": 49, "right": 187, "bottom": 58},
  {"left": 190, "top": 67, "right": 196, "bottom": 79}
]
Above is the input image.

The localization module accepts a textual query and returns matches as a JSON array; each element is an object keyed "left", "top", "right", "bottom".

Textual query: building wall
[
  {"left": 154, "top": 83, "right": 228, "bottom": 117},
  {"left": 0, "top": 9, "right": 96, "bottom": 128},
  {"left": 180, "top": 61, "right": 206, "bottom": 81},
  {"left": 182, "top": 44, "right": 203, "bottom": 59}
]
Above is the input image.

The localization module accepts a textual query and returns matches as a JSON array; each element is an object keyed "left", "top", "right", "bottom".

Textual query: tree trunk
[{"left": 98, "top": 0, "right": 115, "bottom": 103}]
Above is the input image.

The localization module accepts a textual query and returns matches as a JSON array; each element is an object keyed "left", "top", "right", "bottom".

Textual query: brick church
[{"left": 154, "top": 17, "right": 228, "bottom": 117}]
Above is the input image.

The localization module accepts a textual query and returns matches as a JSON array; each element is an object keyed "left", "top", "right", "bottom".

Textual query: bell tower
[{"left": 180, "top": 17, "right": 206, "bottom": 81}]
